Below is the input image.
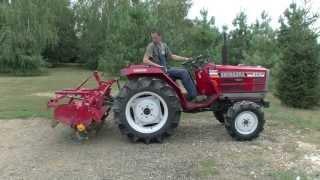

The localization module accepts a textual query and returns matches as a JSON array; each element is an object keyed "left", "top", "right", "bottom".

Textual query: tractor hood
[
  {"left": 215, "top": 64, "right": 268, "bottom": 72},
  {"left": 215, "top": 65, "right": 268, "bottom": 79},
  {"left": 212, "top": 64, "right": 270, "bottom": 96}
]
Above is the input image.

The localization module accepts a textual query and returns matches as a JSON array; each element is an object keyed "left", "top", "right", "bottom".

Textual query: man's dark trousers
[
  {"left": 167, "top": 68, "right": 197, "bottom": 100},
  {"left": 156, "top": 44, "right": 197, "bottom": 100}
]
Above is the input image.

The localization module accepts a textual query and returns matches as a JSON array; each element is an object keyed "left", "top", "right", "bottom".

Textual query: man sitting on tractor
[{"left": 143, "top": 31, "right": 206, "bottom": 102}]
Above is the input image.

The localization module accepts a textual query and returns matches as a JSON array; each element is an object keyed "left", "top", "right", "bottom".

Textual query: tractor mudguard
[{"left": 121, "top": 64, "right": 185, "bottom": 100}]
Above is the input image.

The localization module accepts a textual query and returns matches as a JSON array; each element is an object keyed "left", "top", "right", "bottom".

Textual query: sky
[{"left": 188, "top": 0, "right": 320, "bottom": 30}]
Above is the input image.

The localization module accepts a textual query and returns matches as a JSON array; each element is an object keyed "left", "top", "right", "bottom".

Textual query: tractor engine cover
[
  {"left": 214, "top": 65, "right": 269, "bottom": 100},
  {"left": 195, "top": 63, "right": 269, "bottom": 101}
]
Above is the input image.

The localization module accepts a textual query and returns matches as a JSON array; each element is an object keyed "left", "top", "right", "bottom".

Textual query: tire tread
[
  {"left": 114, "top": 77, "right": 181, "bottom": 143},
  {"left": 225, "top": 101, "right": 265, "bottom": 141}
]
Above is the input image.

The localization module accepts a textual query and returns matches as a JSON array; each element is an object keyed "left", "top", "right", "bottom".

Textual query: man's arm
[
  {"left": 143, "top": 55, "right": 162, "bottom": 67},
  {"left": 165, "top": 44, "right": 190, "bottom": 61},
  {"left": 143, "top": 43, "right": 162, "bottom": 67},
  {"left": 170, "top": 54, "right": 190, "bottom": 61}
]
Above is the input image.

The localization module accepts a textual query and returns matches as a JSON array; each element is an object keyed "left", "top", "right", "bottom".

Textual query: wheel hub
[
  {"left": 143, "top": 108, "right": 151, "bottom": 115},
  {"left": 235, "top": 111, "right": 258, "bottom": 135},
  {"left": 243, "top": 119, "right": 249, "bottom": 126},
  {"left": 132, "top": 95, "right": 162, "bottom": 126}
]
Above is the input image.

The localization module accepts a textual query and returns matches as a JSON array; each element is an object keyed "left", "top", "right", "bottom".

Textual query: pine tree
[
  {"left": 245, "top": 11, "right": 279, "bottom": 69},
  {"left": 229, "top": 11, "right": 251, "bottom": 65},
  {"left": 276, "top": 3, "right": 320, "bottom": 108},
  {"left": 185, "top": 9, "right": 221, "bottom": 59}
]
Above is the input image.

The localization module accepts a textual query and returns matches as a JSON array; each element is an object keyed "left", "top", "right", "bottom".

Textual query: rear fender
[{"left": 121, "top": 65, "right": 187, "bottom": 107}]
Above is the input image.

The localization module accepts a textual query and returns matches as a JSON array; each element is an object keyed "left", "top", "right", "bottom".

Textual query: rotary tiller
[{"left": 48, "top": 71, "right": 116, "bottom": 138}]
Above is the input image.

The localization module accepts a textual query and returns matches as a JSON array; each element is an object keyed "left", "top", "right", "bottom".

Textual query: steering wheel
[{"left": 182, "top": 55, "right": 210, "bottom": 69}]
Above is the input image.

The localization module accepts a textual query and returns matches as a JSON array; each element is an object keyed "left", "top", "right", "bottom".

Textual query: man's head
[{"left": 151, "top": 31, "right": 162, "bottom": 44}]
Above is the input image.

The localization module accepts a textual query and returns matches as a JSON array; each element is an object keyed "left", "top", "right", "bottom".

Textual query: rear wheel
[
  {"left": 225, "top": 101, "right": 264, "bottom": 141},
  {"left": 213, "top": 111, "right": 225, "bottom": 123},
  {"left": 113, "top": 77, "right": 181, "bottom": 143}
]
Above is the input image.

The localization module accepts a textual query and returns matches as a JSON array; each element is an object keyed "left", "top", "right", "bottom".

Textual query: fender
[{"left": 121, "top": 64, "right": 185, "bottom": 102}]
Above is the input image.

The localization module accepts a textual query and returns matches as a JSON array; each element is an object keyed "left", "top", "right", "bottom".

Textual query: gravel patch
[{"left": 0, "top": 113, "right": 319, "bottom": 179}]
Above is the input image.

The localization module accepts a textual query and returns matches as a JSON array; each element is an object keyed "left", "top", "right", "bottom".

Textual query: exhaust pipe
[{"left": 222, "top": 32, "right": 229, "bottom": 65}]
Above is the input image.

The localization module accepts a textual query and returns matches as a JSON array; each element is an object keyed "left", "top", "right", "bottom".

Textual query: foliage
[
  {"left": 184, "top": 9, "right": 222, "bottom": 62},
  {"left": 228, "top": 11, "right": 280, "bottom": 68},
  {"left": 228, "top": 12, "right": 251, "bottom": 65},
  {"left": 96, "top": 0, "right": 151, "bottom": 74},
  {"left": 0, "top": 0, "right": 282, "bottom": 74},
  {"left": 276, "top": 3, "right": 320, "bottom": 108},
  {"left": 42, "top": 0, "right": 79, "bottom": 65},
  {"left": 74, "top": 0, "right": 194, "bottom": 73},
  {"left": 0, "top": 0, "right": 57, "bottom": 75},
  {"left": 244, "top": 11, "right": 279, "bottom": 68}
]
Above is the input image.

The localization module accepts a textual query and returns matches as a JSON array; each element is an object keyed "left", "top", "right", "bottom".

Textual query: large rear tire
[
  {"left": 213, "top": 111, "right": 225, "bottom": 124},
  {"left": 113, "top": 77, "right": 181, "bottom": 143},
  {"left": 225, "top": 101, "right": 264, "bottom": 141}
]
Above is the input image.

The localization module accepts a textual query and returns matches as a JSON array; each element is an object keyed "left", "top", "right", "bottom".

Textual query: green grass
[
  {"left": 0, "top": 67, "right": 98, "bottom": 119},
  {"left": 270, "top": 170, "right": 308, "bottom": 180},
  {"left": 197, "top": 159, "right": 217, "bottom": 177},
  {"left": 265, "top": 94, "right": 320, "bottom": 130}
]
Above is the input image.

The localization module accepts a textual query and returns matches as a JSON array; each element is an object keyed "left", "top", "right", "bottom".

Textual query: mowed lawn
[
  {"left": 0, "top": 67, "right": 320, "bottom": 131},
  {"left": 0, "top": 67, "right": 97, "bottom": 119}
]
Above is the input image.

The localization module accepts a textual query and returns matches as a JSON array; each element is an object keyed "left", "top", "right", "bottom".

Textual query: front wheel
[
  {"left": 113, "top": 77, "right": 181, "bottom": 143},
  {"left": 224, "top": 101, "right": 264, "bottom": 141}
]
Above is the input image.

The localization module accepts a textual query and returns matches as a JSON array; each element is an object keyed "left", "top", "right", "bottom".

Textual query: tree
[
  {"left": 74, "top": 0, "right": 153, "bottom": 73},
  {"left": 276, "top": 3, "right": 320, "bottom": 108},
  {"left": 74, "top": 0, "right": 194, "bottom": 74},
  {"left": 0, "top": 0, "right": 57, "bottom": 74},
  {"left": 97, "top": 0, "right": 152, "bottom": 74},
  {"left": 42, "top": 0, "right": 79, "bottom": 65},
  {"left": 245, "top": 11, "right": 279, "bottom": 68},
  {"left": 229, "top": 11, "right": 251, "bottom": 65},
  {"left": 184, "top": 9, "right": 222, "bottom": 61}
]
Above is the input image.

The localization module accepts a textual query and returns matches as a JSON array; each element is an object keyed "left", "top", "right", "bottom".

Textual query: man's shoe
[{"left": 191, "top": 95, "right": 207, "bottom": 103}]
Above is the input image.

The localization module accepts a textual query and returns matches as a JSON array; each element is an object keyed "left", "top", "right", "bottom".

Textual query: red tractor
[
  {"left": 113, "top": 55, "right": 270, "bottom": 143},
  {"left": 49, "top": 56, "right": 269, "bottom": 143}
]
